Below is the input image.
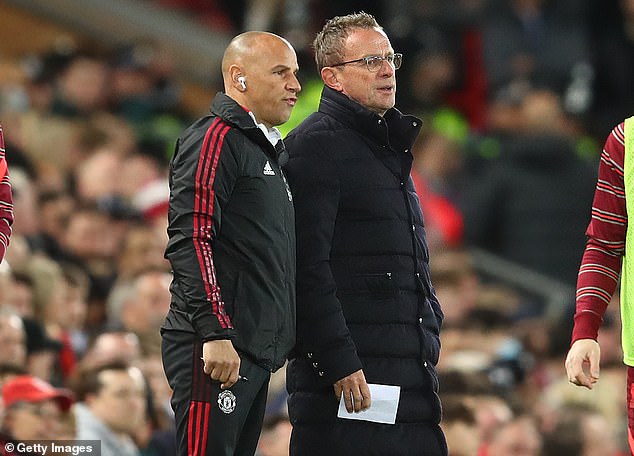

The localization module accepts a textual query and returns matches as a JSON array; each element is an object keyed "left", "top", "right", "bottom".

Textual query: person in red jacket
[{"left": 0, "top": 125, "right": 14, "bottom": 263}]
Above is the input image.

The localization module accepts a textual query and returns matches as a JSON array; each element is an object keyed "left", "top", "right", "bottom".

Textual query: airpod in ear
[{"left": 238, "top": 76, "right": 247, "bottom": 90}]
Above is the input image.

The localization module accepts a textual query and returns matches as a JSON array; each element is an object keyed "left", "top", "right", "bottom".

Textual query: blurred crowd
[{"left": 0, "top": 0, "right": 632, "bottom": 454}]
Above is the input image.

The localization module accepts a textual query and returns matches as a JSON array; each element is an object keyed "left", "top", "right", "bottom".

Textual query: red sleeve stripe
[
  {"left": 586, "top": 242, "right": 625, "bottom": 252},
  {"left": 600, "top": 154, "right": 624, "bottom": 176},
  {"left": 0, "top": 127, "right": 12, "bottom": 260},
  {"left": 596, "top": 179, "right": 625, "bottom": 197},
  {"left": 578, "top": 263, "right": 620, "bottom": 282},
  {"left": 577, "top": 308, "right": 603, "bottom": 318},
  {"left": 193, "top": 118, "right": 233, "bottom": 329},
  {"left": 591, "top": 207, "right": 627, "bottom": 224},
  {"left": 576, "top": 286, "right": 613, "bottom": 304},
  {"left": 612, "top": 123, "right": 626, "bottom": 143}
]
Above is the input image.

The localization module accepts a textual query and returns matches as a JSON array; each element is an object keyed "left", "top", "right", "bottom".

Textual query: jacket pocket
[
  {"left": 351, "top": 272, "right": 397, "bottom": 295},
  {"left": 223, "top": 271, "right": 243, "bottom": 324},
  {"left": 420, "top": 327, "right": 441, "bottom": 366}
]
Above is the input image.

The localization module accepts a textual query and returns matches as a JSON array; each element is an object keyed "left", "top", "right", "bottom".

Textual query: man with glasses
[
  {"left": 1, "top": 374, "right": 74, "bottom": 445},
  {"left": 283, "top": 12, "right": 447, "bottom": 456}
]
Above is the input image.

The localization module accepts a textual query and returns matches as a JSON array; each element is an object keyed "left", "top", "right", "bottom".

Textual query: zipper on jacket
[{"left": 352, "top": 272, "right": 392, "bottom": 279}]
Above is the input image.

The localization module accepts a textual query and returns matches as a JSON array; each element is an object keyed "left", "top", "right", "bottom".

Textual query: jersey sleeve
[
  {"left": 572, "top": 122, "right": 626, "bottom": 342},
  {"left": 0, "top": 126, "right": 13, "bottom": 263},
  {"left": 165, "top": 120, "right": 238, "bottom": 341}
]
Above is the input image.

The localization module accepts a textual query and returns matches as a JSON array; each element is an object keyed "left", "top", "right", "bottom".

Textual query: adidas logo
[{"left": 263, "top": 161, "right": 275, "bottom": 175}]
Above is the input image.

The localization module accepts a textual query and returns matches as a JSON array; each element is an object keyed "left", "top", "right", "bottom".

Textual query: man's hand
[
  {"left": 202, "top": 339, "right": 241, "bottom": 389},
  {"left": 565, "top": 339, "right": 601, "bottom": 389},
  {"left": 334, "top": 369, "right": 371, "bottom": 413}
]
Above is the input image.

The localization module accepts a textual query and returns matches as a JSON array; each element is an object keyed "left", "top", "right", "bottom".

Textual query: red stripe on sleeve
[{"left": 193, "top": 119, "right": 233, "bottom": 329}]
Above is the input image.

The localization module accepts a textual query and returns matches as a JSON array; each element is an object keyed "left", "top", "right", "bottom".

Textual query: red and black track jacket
[{"left": 162, "top": 93, "right": 296, "bottom": 372}]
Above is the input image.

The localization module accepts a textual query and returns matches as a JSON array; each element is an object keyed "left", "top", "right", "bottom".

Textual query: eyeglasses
[
  {"left": 12, "top": 402, "right": 61, "bottom": 420},
  {"left": 330, "top": 53, "right": 403, "bottom": 72}
]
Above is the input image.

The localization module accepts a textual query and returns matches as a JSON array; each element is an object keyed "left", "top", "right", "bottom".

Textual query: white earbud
[{"left": 238, "top": 76, "right": 247, "bottom": 90}]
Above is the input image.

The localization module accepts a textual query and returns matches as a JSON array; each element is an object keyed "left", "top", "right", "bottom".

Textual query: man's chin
[{"left": 277, "top": 113, "right": 293, "bottom": 126}]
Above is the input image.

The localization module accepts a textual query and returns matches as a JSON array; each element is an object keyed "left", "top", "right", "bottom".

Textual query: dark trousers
[{"left": 162, "top": 331, "right": 270, "bottom": 456}]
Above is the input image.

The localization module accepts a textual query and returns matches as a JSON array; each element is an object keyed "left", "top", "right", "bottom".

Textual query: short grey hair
[{"left": 313, "top": 11, "right": 382, "bottom": 71}]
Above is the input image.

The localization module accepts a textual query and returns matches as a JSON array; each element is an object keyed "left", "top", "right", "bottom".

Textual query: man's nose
[
  {"left": 378, "top": 59, "right": 395, "bottom": 76},
  {"left": 289, "top": 74, "right": 301, "bottom": 93}
]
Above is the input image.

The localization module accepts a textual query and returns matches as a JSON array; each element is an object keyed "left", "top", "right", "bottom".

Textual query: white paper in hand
[{"left": 337, "top": 383, "right": 400, "bottom": 425}]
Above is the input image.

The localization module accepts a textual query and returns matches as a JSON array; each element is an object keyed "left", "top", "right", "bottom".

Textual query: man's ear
[
  {"left": 229, "top": 64, "right": 246, "bottom": 92},
  {"left": 321, "top": 67, "right": 342, "bottom": 91}
]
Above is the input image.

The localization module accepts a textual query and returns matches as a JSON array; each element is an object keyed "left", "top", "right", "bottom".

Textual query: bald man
[{"left": 161, "top": 32, "right": 300, "bottom": 455}]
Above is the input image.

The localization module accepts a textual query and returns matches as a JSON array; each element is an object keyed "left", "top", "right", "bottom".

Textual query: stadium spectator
[
  {"left": 1, "top": 374, "right": 74, "bottom": 441},
  {"left": 73, "top": 361, "right": 146, "bottom": 456}
]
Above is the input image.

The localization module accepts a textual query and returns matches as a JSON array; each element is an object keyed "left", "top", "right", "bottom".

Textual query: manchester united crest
[{"left": 217, "top": 390, "right": 236, "bottom": 414}]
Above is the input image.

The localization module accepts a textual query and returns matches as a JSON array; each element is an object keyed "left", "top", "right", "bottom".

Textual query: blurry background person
[
  {"left": 0, "top": 309, "right": 27, "bottom": 370},
  {"left": 481, "top": 0, "right": 590, "bottom": 108},
  {"left": 0, "top": 374, "right": 74, "bottom": 441},
  {"left": 463, "top": 88, "right": 596, "bottom": 291},
  {"left": 438, "top": 395, "right": 479, "bottom": 456},
  {"left": 73, "top": 361, "right": 146, "bottom": 456},
  {"left": 541, "top": 402, "right": 622, "bottom": 456},
  {"left": 410, "top": 128, "right": 466, "bottom": 251},
  {"left": 80, "top": 330, "right": 142, "bottom": 370},
  {"left": 112, "top": 269, "right": 171, "bottom": 357},
  {"left": 73, "top": 333, "right": 174, "bottom": 455},
  {"left": 3, "top": 271, "right": 35, "bottom": 318},
  {"left": 479, "top": 414, "right": 542, "bottom": 456},
  {"left": 22, "top": 317, "right": 63, "bottom": 385}
]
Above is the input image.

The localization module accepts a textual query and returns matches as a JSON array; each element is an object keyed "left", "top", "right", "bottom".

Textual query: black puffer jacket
[
  {"left": 162, "top": 93, "right": 295, "bottom": 372},
  {"left": 284, "top": 87, "right": 446, "bottom": 455}
]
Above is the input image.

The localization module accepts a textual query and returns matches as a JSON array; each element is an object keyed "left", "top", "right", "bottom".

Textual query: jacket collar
[
  {"left": 210, "top": 92, "right": 283, "bottom": 160},
  {"left": 211, "top": 92, "right": 260, "bottom": 131},
  {"left": 318, "top": 86, "right": 422, "bottom": 152}
]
